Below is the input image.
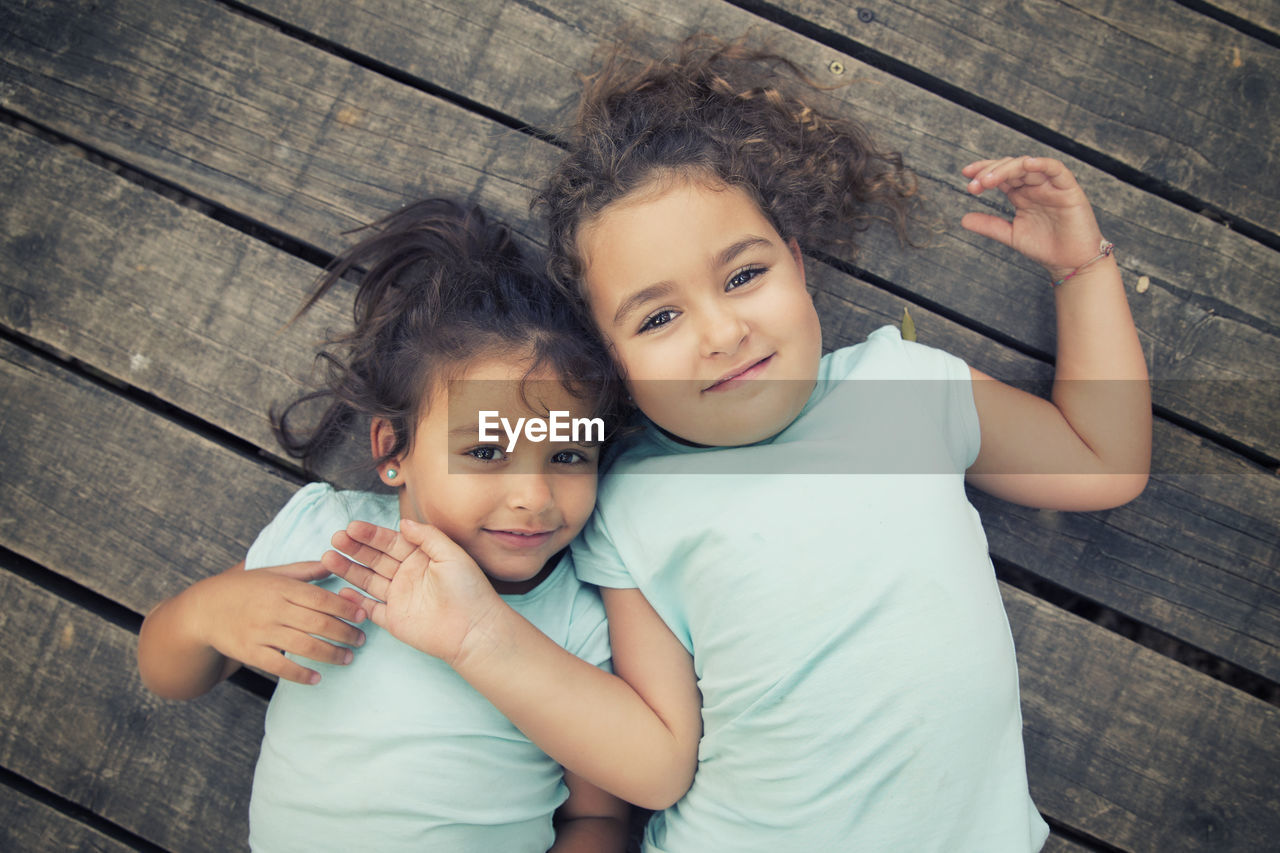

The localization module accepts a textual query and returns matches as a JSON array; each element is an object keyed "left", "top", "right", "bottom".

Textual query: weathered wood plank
[
  {"left": 0, "top": 784, "right": 141, "bottom": 853},
  {"left": 0, "top": 0, "right": 555, "bottom": 245},
  {"left": 1007, "top": 584, "right": 1280, "bottom": 852},
  {"left": 0, "top": 565, "right": 263, "bottom": 851},
  {"left": 2, "top": 0, "right": 1278, "bottom": 457},
  {"left": 0, "top": 123, "right": 349, "bottom": 460},
  {"left": 4, "top": 115, "right": 1278, "bottom": 686},
  {"left": 0, "top": 336, "right": 299, "bottom": 612},
  {"left": 760, "top": 0, "right": 1280, "bottom": 236},
  {"left": 1039, "top": 834, "right": 1094, "bottom": 853},
  {"left": 1208, "top": 0, "right": 1280, "bottom": 36}
]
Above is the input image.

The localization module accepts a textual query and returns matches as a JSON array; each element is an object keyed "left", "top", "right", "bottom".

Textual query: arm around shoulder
[
  {"left": 326, "top": 520, "right": 701, "bottom": 808},
  {"left": 447, "top": 586, "right": 701, "bottom": 809}
]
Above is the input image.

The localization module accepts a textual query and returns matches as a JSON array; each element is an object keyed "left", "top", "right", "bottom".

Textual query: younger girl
[
  {"left": 327, "top": 37, "right": 1151, "bottom": 852},
  {"left": 136, "top": 199, "right": 628, "bottom": 852}
]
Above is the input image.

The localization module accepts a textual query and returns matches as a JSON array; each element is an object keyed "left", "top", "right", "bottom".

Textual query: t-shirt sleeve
[
  {"left": 245, "top": 482, "right": 349, "bottom": 569},
  {"left": 570, "top": 500, "right": 639, "bottom": 590},
  {"left": 560, "top": 563, "right": 613, "bottom": 673},
  {"left": 855, "top": 325, "right": 981, "bottom": 471}
]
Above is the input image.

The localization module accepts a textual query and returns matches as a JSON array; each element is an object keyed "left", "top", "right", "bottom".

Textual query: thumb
[
  {"left": 960, "top": 212, "right": 1014, "bottom": 249},
  {"left": 400, "top": 518, "right": 471, "bottom": 564}
]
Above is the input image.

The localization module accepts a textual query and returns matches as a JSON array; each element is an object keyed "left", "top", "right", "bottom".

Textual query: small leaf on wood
[{"left": 901, "top": 306, "right": 917, "bottom": 341}]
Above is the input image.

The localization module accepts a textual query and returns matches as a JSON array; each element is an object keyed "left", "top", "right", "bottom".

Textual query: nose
[
  {"left": 506, "top": 472, "right": 556, "bottom": 514},
  {"left": 697, "top": 301, "right": 749, "bottom": 358}
]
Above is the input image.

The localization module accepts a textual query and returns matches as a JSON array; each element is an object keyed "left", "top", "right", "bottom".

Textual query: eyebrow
[
  {"left": 610, "top": 235, "right": 774, "bottom": 328},
  {"left": 612, "top": 281, "right": 674, "bottom": 328},
  {"left": 449, "top": 423, "right": 481, "bottom": 437},
  {"left": 717, "top": 236, "right": 772, "bottom": 268}
]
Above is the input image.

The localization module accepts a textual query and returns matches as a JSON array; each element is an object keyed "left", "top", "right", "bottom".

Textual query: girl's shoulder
[
  {"left": 822, "top": 324, "right": 970, "bottom": 384},
  {"left": 246, "top": 483, "right": 398, "bottom": 569}
]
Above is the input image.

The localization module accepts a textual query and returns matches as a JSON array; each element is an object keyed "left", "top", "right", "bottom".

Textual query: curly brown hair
[
  {"left": 535, "top": 33, "right": 921, "bottom": 309},
  {"left": 273, "top": 198, "right": 623, "bottom": 473}
]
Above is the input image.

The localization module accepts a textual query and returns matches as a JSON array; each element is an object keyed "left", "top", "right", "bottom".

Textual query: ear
[
  {"left": 787, "top": 237, "right": 806, "bottom": 285},
  {"left": 370, "top": 418, "right": 401, "bottom": 487}
]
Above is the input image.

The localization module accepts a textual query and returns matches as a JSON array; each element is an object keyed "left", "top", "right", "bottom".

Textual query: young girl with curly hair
[
  {"left": 137, "top": 199, "right": 629, "bottom": 852},
  {"left": 327, "top": 35, "right": 1150, "bottom": 852}
]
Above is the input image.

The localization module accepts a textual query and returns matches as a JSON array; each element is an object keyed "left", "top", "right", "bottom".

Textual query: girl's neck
[{"left": 488, "top": 548, "right": 564, "bottom": 596}]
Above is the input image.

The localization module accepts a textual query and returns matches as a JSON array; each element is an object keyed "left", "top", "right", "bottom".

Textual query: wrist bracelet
[{"left": 1051, "top": 239, "right": 1115, "bottom": 287}]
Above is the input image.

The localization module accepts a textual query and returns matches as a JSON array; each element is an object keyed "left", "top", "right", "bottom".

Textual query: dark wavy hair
[
  {"left": 273, "top": 198, "right": 623, "bottom": 472},
  {"left": 536, "top": 33, "right": 920, "bottom": 307}
]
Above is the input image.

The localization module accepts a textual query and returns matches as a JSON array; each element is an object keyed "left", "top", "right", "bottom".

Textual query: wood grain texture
[
  {"left": 0, "top": 122, "right": 348, "bottom": 459},
  {"left": 0, "top": 784, "right": 140, "bottom": 853},
  {"left": 1206, "top": 0, "right": 1280, "bottom": 36},
  {"left": 0, "top": 0, "right": 557, "bottom": 244},
  {"left": 5, "top": 120, "right": 1278, "bottom": 682},
  {"left": 1007, "top": 584, "right": 1280, "bottom": 851},
  {"left": 0, "top": 565, "right": 263, "bottom": 851},
  {"left": 761, "top": 0, "right": 1280, "bottom": 236},
  {"left": 0, "top": 336, "right": 300, "bottom": 612}
]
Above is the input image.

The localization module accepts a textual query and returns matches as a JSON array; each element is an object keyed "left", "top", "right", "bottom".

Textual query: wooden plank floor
[{"left": 1, "top": 1, "right": 1277, "bottom": 851}]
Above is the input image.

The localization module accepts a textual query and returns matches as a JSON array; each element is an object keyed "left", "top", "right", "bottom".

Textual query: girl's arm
[
  {"left": 137, "top": 560, "right": 367, "bottom": 699},
  {"left": 549, "top": 769, "right": 630, "bottom": 852},
  {"left": 324, "top": 519, "right": 701, "bottom": 809},
  {"left": 959, "top": 156, "right": 1151, "bottom": 511}
]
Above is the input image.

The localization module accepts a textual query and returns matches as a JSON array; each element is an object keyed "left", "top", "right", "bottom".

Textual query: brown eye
[
  {"left": 726, "top": 266, "right": 765, "bottom": 291},
  {"left": 639, "top": 308, "right": 678, "bottom": 333}
]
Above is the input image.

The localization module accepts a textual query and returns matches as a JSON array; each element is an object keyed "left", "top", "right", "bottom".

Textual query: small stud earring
[{"left": 386, "top": 468, "right": 398, "bottom": 480}]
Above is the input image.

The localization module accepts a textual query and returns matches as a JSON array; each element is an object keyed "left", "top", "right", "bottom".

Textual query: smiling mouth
[
  {"left": 485, "top": 528, "right": 557, "bottom": 549},
  {"left": 704, "top": 355, "right": 773, "bottom": 392}
]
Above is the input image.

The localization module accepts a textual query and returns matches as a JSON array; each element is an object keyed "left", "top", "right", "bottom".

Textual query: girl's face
[
  {"left": 579, "top": 177, "right": 823, "bottom": 446},
  {"left": 374, "top": 356, "right": 600, "bottom": 594}
]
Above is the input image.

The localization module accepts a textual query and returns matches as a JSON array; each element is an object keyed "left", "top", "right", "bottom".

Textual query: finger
[
  {"left": 260, "top": 560, "right": 331, "bottom": 582},
  {"left": 327, "top": 534, "right": 409, "bottom": 585},
  {"left": 977, "top": 156, "right": 1027, "bottom": 188},
  {"left": 960, "top": 158, "right": 1000, "bottom": 179},
  {"left": 1020, "top": 156, "right": 1075, "bottom": 190},
  {"left": 321, "top": 549, "right": 392, "bottom": 600},
  {"left": 247, "top": 648, "right": 322, "bottom": 685},
  {"left": 960, "top": 211, "right": 1015, "bottom": 248},
  {"left": 399, "top": 518, "right": 473, "bottom": 564},
  {"left": 339, "top": 587, "right": 381, "bottom": 608},
  {"left": 965, "top": 157, "right": 1018, "bottom": 194},
  {"left": 284, "top": 602, "right": 367, "bottom": 648},
  {"left": 290, "top": 581, "right": 368, "bottom": 625},
  {"left": 279, "top": 629, "right": 357, "bottom": 667},
  {"left": 345, "top": 521, "right": 418, "bottom": 562},
  {"left": 343, "top": 590, "right": 388, "bottom": 629}
]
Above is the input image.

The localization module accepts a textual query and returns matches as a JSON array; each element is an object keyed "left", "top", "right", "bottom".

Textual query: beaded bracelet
[{"left": 1051, "top": 239, "right": 1115, "bottom": 287}]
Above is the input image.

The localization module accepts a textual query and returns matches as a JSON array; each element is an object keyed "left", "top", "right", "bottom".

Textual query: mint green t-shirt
[
  {"left": 575, "top": 326, "right": 1049, "bottom": 852},
  {"left": 245, "top": 484, "right": 611, "bottom": 853}
]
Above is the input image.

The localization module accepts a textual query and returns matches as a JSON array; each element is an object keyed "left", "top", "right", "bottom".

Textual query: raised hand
[
  {"left": 194, "top": 561, "right": 367, "bottom": 684},
  {"left": 323, "top": 519, "right": 504, "bottom": 667},
  {"left": 960, "top": 156, "right": 1106, "bottom": 280}
]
